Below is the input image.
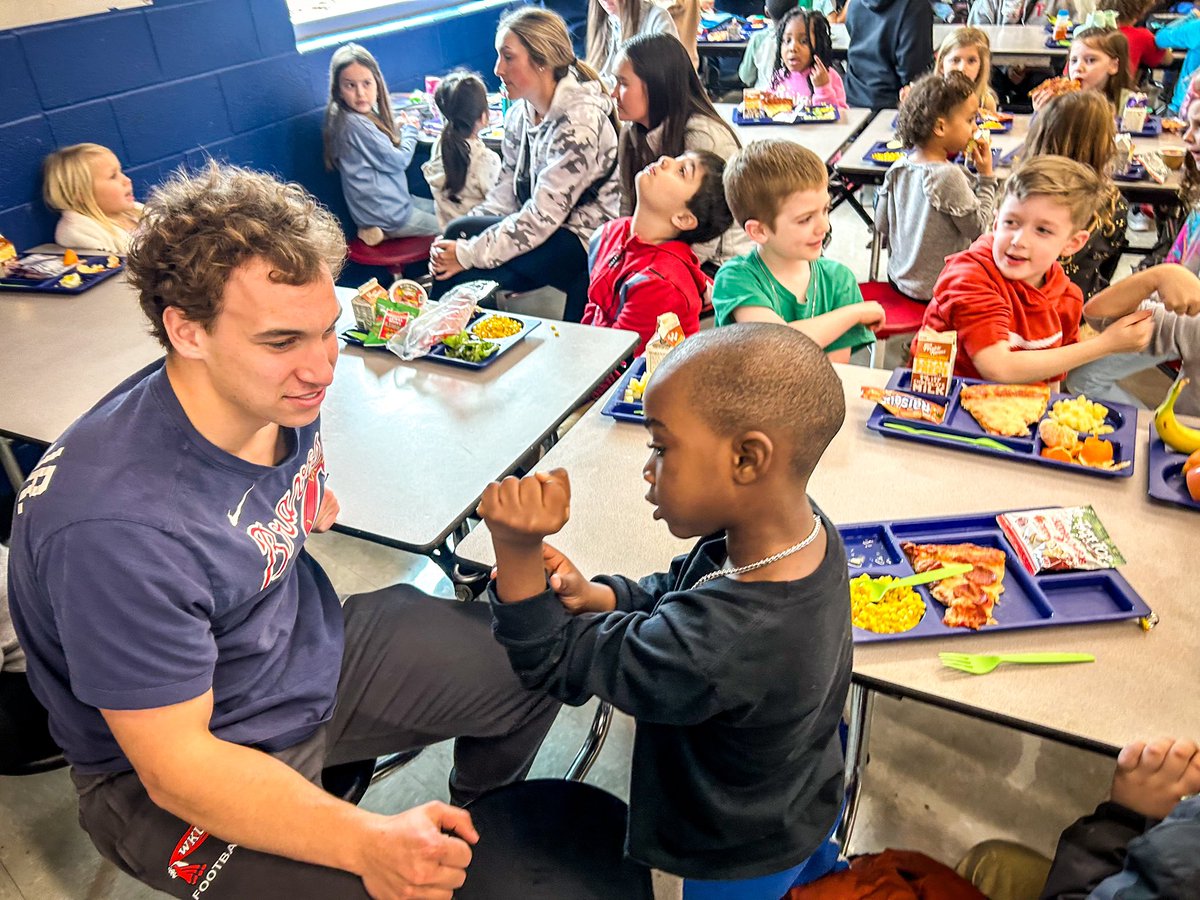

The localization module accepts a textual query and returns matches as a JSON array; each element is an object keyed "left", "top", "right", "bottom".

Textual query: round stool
[
  {"left": 457, "top": 779, "right": 652, "bottom": 899},
  {"left": 346, "top": 235, "right": 435, "bottom": 278}
]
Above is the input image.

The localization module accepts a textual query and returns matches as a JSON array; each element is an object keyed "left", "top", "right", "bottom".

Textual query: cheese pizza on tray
[
  {"left": 901, "top": 541, "right": 1007, "bottom": 630},
  {"left": 959, "top": 383, "right": 1050, "bottom": 437}
]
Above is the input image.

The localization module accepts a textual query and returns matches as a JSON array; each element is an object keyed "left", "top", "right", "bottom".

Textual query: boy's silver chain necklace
[{"left": 691, "top": 517, "right": 823, "bottom": 589}]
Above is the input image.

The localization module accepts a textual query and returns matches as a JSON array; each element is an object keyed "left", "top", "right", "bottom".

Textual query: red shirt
[
  {"left": 583, "top": 217, "right": 708, "bottom": 355},
  {"left": 915, "top": 233, "right": 1083, "bottom": 382},
  {"left": 1121, "top": 25, "right": 1166, "bottom": 72}
]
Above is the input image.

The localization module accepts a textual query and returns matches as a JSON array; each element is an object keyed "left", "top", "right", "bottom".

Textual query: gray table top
[
  {"left": 0, "top": 273, "right": 636, "bottom": 553},
  {"left": 835, "top": 108, "right": 1187, "bottom": 198},
  {"left": 0, "top": 269, "right": 163, "bottom": 444},
  {"left": 324, "top": 293, "right": 637, "bottom": 552},
  {"left": 456, "top": 363, "right": 1199, "bottom": 754},
  {"left": 832, "top": 23, "right": 1066, "bottom": 63},
  {"left": 714, "top": 103, "right": 874, "bottom": 163}
]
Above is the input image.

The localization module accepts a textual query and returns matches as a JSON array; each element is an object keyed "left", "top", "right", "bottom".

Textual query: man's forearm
[{"left": 143, "top": 735, "right": 374, "bottom": 877}]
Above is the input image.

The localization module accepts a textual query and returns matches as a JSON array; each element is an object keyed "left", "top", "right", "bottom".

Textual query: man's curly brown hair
[
  {"left": 126, "top": 162, "right": 347, "bottom": 350},
  {"left": 896, "top": 71, "right": 977, "bottom": 150}
]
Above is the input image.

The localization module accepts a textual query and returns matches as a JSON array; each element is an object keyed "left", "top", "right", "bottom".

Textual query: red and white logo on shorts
[{"left": 166, "top": 825, "right": 209, "bottom": 885}]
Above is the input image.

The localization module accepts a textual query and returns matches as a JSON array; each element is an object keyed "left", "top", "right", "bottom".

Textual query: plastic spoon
[{"left": 861, "top": 563, "right": 973, "bottom": 603}]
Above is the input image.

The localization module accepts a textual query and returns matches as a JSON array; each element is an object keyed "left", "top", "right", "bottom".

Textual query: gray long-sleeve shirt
[{"left": 875, "top": 155, "right": 998, "bottom": 301}]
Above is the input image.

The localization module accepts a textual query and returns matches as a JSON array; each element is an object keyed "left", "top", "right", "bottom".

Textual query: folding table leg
[
  {"left": 836, "top": 682, "right": 874, "bottom": 851},
  {"left": 1, "top": 438, "right": 25, "bottom": 493}
]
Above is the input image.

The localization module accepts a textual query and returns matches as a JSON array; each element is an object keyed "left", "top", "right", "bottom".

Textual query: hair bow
[{"left": 1073, "top": 9, "right": 1118, "bottom": 35}]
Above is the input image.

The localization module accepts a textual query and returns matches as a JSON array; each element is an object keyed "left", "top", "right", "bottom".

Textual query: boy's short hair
[
  {"left": 896, "top": 71, "right": 976, "bottom": 149},
  {"left": 126, "top": 162, "right": 347, "bottom": 350},
  {"left": 677, "top": 150, "right": 735, "bottom": 246},
  {"left": 722, "top": 139, "right": 827, "bottom": 229},
  {"left": 1003, "top": 155, "right": 1106, "bottom": 232},
  {"left": 765, "top": 0, "right": 796, "bottom": 21},
  {"left": 1096, "top": 0, "right": 1145, "bottom": 22},
  {"left": 656, "top": 324, "right": 845, "bottom": 478}
]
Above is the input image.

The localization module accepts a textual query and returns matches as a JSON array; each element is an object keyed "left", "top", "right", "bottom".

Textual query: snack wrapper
[
  {"left": 997, "top": 506, "right": 1126, "bottom": 574},
  {"left": 387, "top": 279, "right": 498, "bottom": 361},
  {"left": 352, "top": 278, "right": 390, "bottom": 332},
  {"left": 861, "top": 387, "right": 946, "bottom": 424},
  {"left": 910, "top": 328, "right": 957, "bottom": 396},
  {"left": 368, "top": 296, "right": 420, "bottom": 344},
  {"left": 1136, "top": 150, "right": 1169, "bottom": 185}
]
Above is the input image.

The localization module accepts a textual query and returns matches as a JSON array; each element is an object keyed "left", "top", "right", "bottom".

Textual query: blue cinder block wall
[{"left": 0, "top": 0, "right": 507, "bottom": 254}]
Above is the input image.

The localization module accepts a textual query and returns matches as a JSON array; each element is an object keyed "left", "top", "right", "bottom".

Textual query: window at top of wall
[{"left": 287, "top": 0, "right": 479, "bottom": 42}]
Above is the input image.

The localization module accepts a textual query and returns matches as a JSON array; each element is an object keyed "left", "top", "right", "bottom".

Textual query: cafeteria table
[
  {"left": 454, "top": 362, "right": 1197, "bottom": 843},
  {"left": 0, "top": 274, "right": 637, "bottom": 589},
  {"left": 835, "top": 108, "right": 1189, "bottom": 277},
  {"left": 831, "top": 23, "right": 1067, "bottom": 66},
  {"left": 714, "top": 102, "right": 874, "bottom": 165}
]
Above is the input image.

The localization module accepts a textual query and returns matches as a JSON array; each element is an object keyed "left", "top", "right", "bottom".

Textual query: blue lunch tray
[
  {"left": 862, "top": 140, "right": 906, "bottom": 166},
  {"left": 601, "top": 356, "right": 647, "bottom": 423},
  {"left": 1118, "top": 115, "right": 1162, "bottom": 137},
  {"left": 865, "top": 368, "right": 1138, "bottom": 478},
  {"left": 0, "top": 253, "right": 124, "bottom": 295},
  {"left": 1146, "top": 424, "right": 1199, "bottom": 511},
  {"left": 732, "top": 105, "right": 841, "bottom": 126},
  {"left": 1113, "top": 161, "right": 1147, "bottom": 183},
  {"left": 840, "top": 509, "right": 1152, "bottom": 643},
  {"left": 340, "top": 310, "right": 540, "bottom": 369},
  {"left": 890, "top": 113, "right": 1011, "bottom": 133}
]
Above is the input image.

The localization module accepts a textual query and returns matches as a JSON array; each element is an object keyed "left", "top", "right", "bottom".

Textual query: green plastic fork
[
  {"left": 883, "top": 422, "right": 1017, "bottom": 453},
  {"left": 938, "top": 652, "right": 1095, "bottom": 675}
]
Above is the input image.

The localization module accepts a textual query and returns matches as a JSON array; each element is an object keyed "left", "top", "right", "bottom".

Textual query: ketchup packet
[
  {"left": 861, "top": 387, "right": 946, "bottom": 424},
  {"left": 997, "top": 506, "right": 1125, "bottom": 574}
]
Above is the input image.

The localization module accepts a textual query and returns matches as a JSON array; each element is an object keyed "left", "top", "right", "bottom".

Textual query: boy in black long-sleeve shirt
[{"left": 478, "top": 324, "right": 853, "bottom": 899}]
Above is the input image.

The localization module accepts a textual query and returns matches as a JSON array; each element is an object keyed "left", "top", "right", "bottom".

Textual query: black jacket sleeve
[{"left": 1039, "top": 801, "right": 1152, "bottom": 900}]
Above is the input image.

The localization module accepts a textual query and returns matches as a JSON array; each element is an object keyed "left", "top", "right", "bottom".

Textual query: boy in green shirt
[{"left": 713, "top": 139, "right": 884, "bottom": 363}]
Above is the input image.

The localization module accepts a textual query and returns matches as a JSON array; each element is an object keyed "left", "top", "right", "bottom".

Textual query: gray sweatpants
[{"left": 72, "top": 586, "right": 561, "bottom": 898}]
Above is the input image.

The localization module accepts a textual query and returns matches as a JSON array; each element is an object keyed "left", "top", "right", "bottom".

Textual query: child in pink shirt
[{"left": 769, "top": 9, "right": 848, "bottom": 110}]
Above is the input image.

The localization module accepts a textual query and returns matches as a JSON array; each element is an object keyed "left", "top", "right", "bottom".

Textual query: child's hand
[
  {"left": 1111, "top": 738, "right": 1200, "bottom": 820},
  {"left": 477, "top": 469, "right": 571, "bottom": 548},
  {"left": 541, "top": 542, "right": 616, "bottom": 614},
  {"left": 1100, "top": 308, "right": 1155, "bottom": 354},
  {"left": 811, "top": 57, "right": 831, "bottom": 89},
  {"left": 1153, "top": 263, "right": 1200, "bottom": 316},
  {"left": 971, "top": 136, "right": 994, "bottom": 177},
  {"left": 859, "top": 301, "right": 886, "bottom": 331},
  {"left": 1030, "top": 87, "right": 1052, "bottom": 112}
]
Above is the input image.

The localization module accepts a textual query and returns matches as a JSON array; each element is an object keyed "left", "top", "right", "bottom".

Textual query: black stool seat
[{"left": 458, "top": 779, "right": 652, "bottom": 899}]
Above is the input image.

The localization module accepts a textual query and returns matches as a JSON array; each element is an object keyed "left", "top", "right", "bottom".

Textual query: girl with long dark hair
[{"left": 422, "top": 71, "right": 502, "bottom": 228}]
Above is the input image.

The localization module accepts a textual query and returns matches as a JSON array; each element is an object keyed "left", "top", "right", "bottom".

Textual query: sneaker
[
  {"left": 357, "top": 226, "right": 385, "bottom": 246},
  {"left": 1128, "top": 207, "right": 1154, "bottom": 232}
]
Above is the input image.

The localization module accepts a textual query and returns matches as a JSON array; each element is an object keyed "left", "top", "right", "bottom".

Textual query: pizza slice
[
  {"left": 901, "top": 541, "right": 1008, "bottom": 630},
  {"left": 1030, "top": 76, "right": 1081, "bottom": 98},
  {"left": 959, "top": 383, "right": 1051, "bottom": 437}
]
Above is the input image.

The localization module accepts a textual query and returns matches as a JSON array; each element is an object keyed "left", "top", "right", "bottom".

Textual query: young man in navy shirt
[{"left": 7, "top": 163, "right": 558, "bottom": 899}]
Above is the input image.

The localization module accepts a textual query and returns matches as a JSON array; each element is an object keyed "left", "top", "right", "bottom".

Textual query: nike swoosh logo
[{"left": 226, "top": 485, "right": 255, "bottom": 527}]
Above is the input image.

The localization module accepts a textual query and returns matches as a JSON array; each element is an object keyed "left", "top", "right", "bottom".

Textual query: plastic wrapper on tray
[
  {"left": 996, "top": 506, "right": 1126, "bottom": 575},
  {"left": 386, "top": 280, "right": 499, "bottom": 361}
]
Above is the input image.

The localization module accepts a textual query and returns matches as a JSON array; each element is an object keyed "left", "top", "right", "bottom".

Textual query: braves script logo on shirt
[
  {"left": 166, "top": 825, "right": 208, "bottom": 885},
  {"left": 244, "top": 432, "right": 327, "bottom": 591}
]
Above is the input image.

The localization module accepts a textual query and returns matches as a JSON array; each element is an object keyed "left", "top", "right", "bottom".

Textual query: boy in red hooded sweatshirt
[
  {"left": 584, "top": 150, "right": 733, "bottom": 354},
  {"left": 917, "top": 155, "right": 1155, "bottom": 388}
]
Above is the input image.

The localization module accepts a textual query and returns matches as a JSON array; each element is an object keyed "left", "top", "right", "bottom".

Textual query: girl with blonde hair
[
  {"left": 429, "top": 7, "right": 620, "bottom": 322},
  {"left": 42, "top": 143, "right": 142, "bottom": 253},
  {"left": 322, "top": 42, "right": 439, "bottom": 245},
  {"left": 935, "top": 26, "right": 999, "bottom": 113}
]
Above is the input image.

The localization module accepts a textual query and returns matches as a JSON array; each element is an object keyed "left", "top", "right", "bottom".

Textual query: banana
[{"left": 1153, "top": 376, "right": 1200, "bottom": 454}]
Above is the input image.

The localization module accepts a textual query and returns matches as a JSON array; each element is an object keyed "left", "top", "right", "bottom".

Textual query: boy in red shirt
[
  {"left": 584, "top": 150, "right": 732, "bottom": 354},
  {"left": 1099, "top": 0, "right": 1173, "bottom": 72},
  {"left": 917, "top": 155, "right": 1154, "bottom": 386}
]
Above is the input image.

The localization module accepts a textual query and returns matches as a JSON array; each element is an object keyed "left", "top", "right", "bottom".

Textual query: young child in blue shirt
[
  {"left": 712, "top": 139, "right": 883, "bottom": 362},
  {"left": 478, "top": 325, "right": 854, "bottom": 900},
  {"left": 322, "top": 43, "right": 439, "bottom": 245}
]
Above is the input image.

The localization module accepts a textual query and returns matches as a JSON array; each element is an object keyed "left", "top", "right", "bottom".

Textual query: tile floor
[{"left": 0, "top": 199, "right": 1170, "bottom": 898}]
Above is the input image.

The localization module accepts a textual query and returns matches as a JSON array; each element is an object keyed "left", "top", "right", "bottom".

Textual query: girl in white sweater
[
  {"left": 422, "top": 72, "right": 502, "bottom": 229},
  {"left": 43, "top": 143, "right": 142, "bottom": 253}
]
